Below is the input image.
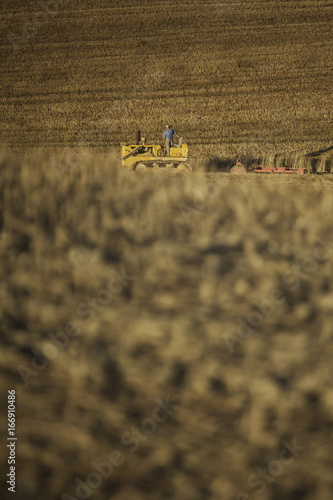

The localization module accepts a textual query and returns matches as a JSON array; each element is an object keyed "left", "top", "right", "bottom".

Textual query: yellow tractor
[{"left": 121, "top": 131, "right": 192, "bottom": 172}]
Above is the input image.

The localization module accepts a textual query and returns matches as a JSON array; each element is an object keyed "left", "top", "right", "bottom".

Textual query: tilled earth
[{"left": 1, "top": 154, "right": 333, "bottom": 500}]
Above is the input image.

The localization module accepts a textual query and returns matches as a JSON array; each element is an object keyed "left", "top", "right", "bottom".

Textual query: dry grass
[
  {"left": 1, "top": 152, "right": 333, "bottom": 499},
  {"left": 0, "top": 1, "right": 332, "bottom": 157}
]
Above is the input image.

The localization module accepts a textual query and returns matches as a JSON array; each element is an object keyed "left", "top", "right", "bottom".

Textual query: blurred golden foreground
[{"left": 1, "top": 152, "right": 333, "bottom": 500}]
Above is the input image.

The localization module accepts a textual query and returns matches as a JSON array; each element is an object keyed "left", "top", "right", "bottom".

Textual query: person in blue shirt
[{"left": 163, "top": 125, "right": 181, "bottom": 157}]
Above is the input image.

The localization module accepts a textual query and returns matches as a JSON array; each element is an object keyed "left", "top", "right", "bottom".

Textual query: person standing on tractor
[{"left": 163, "top": 125, "right": 181, "bottom": 156}]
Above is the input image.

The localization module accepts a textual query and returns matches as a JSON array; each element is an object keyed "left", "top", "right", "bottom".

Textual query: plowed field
[{"left": 0, "top": 0, "right": 332, "bottom": 158}]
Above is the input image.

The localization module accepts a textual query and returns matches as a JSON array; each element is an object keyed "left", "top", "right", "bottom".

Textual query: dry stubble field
[
  {"left": 1, "top": 1, "right": 333, "bottom": 499},
  {"left": 0, "top": 0, "right": 332, "bottom": 164},
  {"left": 1, "top": 154, "right": 333, "bottom": 500}
]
